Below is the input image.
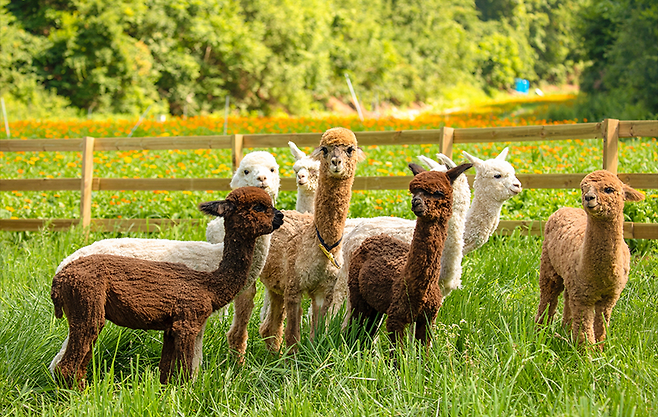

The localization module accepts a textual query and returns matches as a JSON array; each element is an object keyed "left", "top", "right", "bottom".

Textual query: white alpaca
[
  {"left": 330, "top": 147, "right": 522, "bottom": 314},
  {"left": 289, "top": 141, "right": 320, "bottom": 214}
]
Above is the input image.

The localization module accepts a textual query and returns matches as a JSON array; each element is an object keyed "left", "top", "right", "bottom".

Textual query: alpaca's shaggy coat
[
  {"left": 50, "top": 188, "right": 283, "bottom": 386},
  {"left": 227, "top": 127, "right": 366, "bottom": 358},
  {"left": 535, "top": 170, "right": 644, "bottom": 347},
  {"left": 348, "top": 163, "right": 472, "bottom": 344}
]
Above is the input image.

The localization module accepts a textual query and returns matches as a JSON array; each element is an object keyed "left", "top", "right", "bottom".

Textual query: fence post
[
  {"left": 439, "top": 126, "right": 455, "bottom": 159},
  {"left": 602, "top": 118, "right": 619, "bottom": 174},
  {"left": 231, "top": 134, "right": 244, "bottom": 172},
  {"left": 80, "top": 136, "right": 95, "bottom": 231}
]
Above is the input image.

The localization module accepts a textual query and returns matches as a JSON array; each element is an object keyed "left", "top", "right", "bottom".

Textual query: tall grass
[{"left": 1, "top": 227, "right": 656, "bottom": 416}]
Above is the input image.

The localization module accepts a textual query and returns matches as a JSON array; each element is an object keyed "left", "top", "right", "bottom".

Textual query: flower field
[{"left": 1, "top": 103, "right": 657, "bottom": 228}]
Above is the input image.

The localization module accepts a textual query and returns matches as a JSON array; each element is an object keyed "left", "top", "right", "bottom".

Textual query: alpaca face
[
  {"left": 311, "top": 127, "right": 366, "bottom": 179},
  {"left": 580, "top": 170, "right": 644, "bottom": 219},
  {"left": 464, "top": 148, "right": 522, "bottom": 202},
  {"left": 409, "top": 171, "right": 454, "bottom": 220},
  {"left": 292, "top": 153, "right": 320, "bottom": 192},
  {"left": 200, "top": 187, "right": 284, "bottom": 238},
  {"left": 230, "top": 151, "right": 280, "bottom": 201}
]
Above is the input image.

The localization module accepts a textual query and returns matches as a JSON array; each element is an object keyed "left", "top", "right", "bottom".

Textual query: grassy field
[
  {"left": 1, "top": 227, "right": 656, "bottom": 416},
  {"left": 1, "top": 96, "right": 657, "bottom": 415}
]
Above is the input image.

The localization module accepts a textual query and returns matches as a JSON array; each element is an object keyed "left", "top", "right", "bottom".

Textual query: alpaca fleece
[
  {"left": 227, "top": 127, "right": 366, "bottom": 359},
  {"left": 50, "top": 187, "right": 283, "bottom": 386},
  {"left": 535, "top": 170, "right": 645, "bottom": 348},
  {"left": 348, "top": 164, "right": 472, "bottom": 344}
]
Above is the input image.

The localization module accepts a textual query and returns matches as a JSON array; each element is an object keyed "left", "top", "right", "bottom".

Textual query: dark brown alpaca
[
  {"left": 49, "top": 187, "right": 284, "bottom": 386},
  {"left": 347, "top": 163, "right": 472, "bottom": 344}
]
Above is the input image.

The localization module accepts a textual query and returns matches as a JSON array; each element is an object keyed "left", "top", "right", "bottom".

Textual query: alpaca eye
[
  {"left": 346, "top": 146, "right": 354, "bottom": 156},
  {"left": 494, "top": 174, "right": 502, "bottom": 179},
  {"left": 253, "top": 203, "right": 267, "bottom": 213},
  {"left": 270, "top": 168, "right": 275, "bottom": 173},
  {"left": 433, "top": 191, "right": 445, "bottom": 198},
  {"left": 321, "top": 147, "right": 328, "bottom": 156},
  {"left": 604, "top": 187, "right": 615, "bottom": 194},
  {"left": 243, "top": 169, "right": 250, "bottom": 175}
]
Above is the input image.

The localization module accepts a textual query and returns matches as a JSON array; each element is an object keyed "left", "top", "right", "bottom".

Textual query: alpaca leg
[
  {"left": 561, "top": 289, "right": 572, "bottom": 329},
  {"left": 226, "top": 282, "right": 257, "bottom": 361},
  {"left": 569, "top": 300, "right": 596, "bottom": 345},
  {"left": 191, "top": 320, "right": 207, "bottom": 378},
  {"left": 169, "top": 329, "right": 199, "bottom": 382},
  {"left": 593, "top": 296, "right": 617, "bottom": 346},
  {"left": 536, "top": 252, "right": 564, "bottom": 325},
  {"left": 159, "top": 330, "right": 176, "bottom": 384},
  {"left": 284, "top": 290, "right": 303, "bottom": 351},
  {"left": 259, "top": 291, "right": 286, "bottom": 352},
  {"left": 347, "top": 282, "right": 380, "bottom": 341},
  {"left": 49, "top": 335, "right": 69, "bottom": 376}
]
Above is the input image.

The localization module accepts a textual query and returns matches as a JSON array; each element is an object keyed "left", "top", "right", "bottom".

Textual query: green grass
[{"left": 1, "top": 227, "right": 656, "bottom": 416}]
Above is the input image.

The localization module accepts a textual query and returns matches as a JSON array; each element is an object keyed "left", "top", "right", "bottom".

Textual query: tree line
[{"left": 1, "top": 0, "right": 656, "bottom": 119}]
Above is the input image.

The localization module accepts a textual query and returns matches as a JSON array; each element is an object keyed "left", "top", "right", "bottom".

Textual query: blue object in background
[{"left": 514, "top": 78, "right": 529, "bottom": 94}]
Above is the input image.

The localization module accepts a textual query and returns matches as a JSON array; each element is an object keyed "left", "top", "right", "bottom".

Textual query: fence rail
[{"left": 1, "top": 119, "right": 657, "bottom": 238}]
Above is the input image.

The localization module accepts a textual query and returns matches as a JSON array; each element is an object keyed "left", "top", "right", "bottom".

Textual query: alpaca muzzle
[{"left": 272, "top": 210, "right": 284, "bottom": 230}]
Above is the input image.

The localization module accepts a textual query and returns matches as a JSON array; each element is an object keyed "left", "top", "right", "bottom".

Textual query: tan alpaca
[
  {"left": 227, "top": 127, "right": 365, "bottom": 358},
  {"left": 50, "top": 187, "right": 283, "bottom": 386},
  {"left": 347, "top": 163, "right": 472, "bottom": 344},
  {"left": 535, "top": 170, "right": 645, "bottom": 348}
]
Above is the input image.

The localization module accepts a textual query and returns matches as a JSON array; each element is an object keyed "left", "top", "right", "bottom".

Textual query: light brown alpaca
[
  {"left": 535, "top": 170, "right": 645, "bottom": 348},
  {"left": 347, "top": 163, "right": 472, "bottom": 344},
  {"left": 227, "top": 127, "right": 365, "bottom": 358},
  {"left": 50, "top": 187, "right": 284, "bottom": 386}
]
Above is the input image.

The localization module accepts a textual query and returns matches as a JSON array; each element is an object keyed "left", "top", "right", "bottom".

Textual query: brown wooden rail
[{"left": 1, "top": 119, "right": 657, "bottom": 237}]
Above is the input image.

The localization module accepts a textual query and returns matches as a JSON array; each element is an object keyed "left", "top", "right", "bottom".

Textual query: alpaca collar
[{"left": 315, "top": 226, "right": 342, "bottom": 269}]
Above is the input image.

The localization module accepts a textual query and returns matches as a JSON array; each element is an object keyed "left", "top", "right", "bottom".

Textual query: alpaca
[
  {"left": 289, "top": 141, "right": 320, "bottom": 214},
  {"left": 535, "top": 170, "right": 644, "bottom": 348},
  {"left": 49, "top": 187, "right": 284, "bottom": 387},
  {"left": 330, "top": 148, "right": 521, "bottom": 313},
  {"left": 228, "top": 127, "right": 366, "bottom": 358},
  {"left": 347, "top": 163, "right": 472, "bottom": 344},
  {"left": 461, "top": 147, "right": 522, "bottom": 254}
]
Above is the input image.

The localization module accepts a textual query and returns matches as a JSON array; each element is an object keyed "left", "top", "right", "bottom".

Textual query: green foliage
[
  {"left": 578, "top": 0, "right": 658, "bottom": 119},
  {"left": 2, "top": 0, "right": 590, "bottom": 117}
]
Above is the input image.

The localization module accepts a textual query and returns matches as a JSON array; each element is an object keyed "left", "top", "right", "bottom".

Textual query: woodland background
[{"left": 1, "top": 0, "right": 657, "bottom": 121}]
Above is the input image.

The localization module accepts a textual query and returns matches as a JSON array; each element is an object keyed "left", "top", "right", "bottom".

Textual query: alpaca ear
[
  {"left": 436, "top": 153, "right": 457, "bottom": 168},
  {"left": 417, "top": 155, "right": 443, "bottom": 171},
  {"left": 355, "top": 147, "right": 367, "bottom": 162},
  {"left": 288, "top": 141, "right": 306, "bottom": 161},
  {"left": 309, "top": 146, "right": 324, "bottom": 161},
  {"left": 446, "top": 163, "right": 473, "bottom": 184},
  {"left": 462, "top": 151, "right": 483, "bottom": 167},
  {"left": 623, "top": 184, "right": 645, "bottom": 202},
  {"left": 409, "top": 163, "right": 427, "bottom": 176},
  {"left": 495, "top": 147, "right": 510, "bottom": 161},
  {"left": 199, "top": 200, "right": 235, "bottom": 217}
]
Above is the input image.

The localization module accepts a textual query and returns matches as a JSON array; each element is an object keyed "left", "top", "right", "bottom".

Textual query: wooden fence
[{"left": 1, "top": 118, "right": 657, "bottom": 238}]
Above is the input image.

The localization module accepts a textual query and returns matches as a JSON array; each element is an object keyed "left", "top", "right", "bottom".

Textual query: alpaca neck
[
  {"left": 462, "top": 190, "right": 504, "bottom": 254},
  {"left": 314, "top": 175, "right": 353, "bottom": 250},
  {"left": 296, "top": 188, "right": 316, "bottom": 214},
  {"left": 208, "top": 230, "right": 257, "bottom": 310},
  {"left": 581, "top": 214, "right": 625, "bottom": 275},
  {"left": 401, "top": 218, "right": 449, "bottom": 315}
]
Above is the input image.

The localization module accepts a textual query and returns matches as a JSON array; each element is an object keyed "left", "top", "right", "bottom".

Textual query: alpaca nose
[
  {"left": 585, "top": 195, "right": 595, "bottom": 202},
  {"left": 331, "top": 156, "right": 342, "bottom": 168},
  {"left": 257, "top": 174, "right": 267, "bottom": 182}
]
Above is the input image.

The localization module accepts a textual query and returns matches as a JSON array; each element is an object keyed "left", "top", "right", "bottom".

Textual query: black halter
[{"left": 315, "top": 226, "right": 342, "bottom": 253}]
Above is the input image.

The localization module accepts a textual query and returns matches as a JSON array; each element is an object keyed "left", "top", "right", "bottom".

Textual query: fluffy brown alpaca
[
  {"left": 49, "top": 187, "right": 284, "bottom": 386},
  {"left": 535, "top": 170, "right": 644, "bottom": 348},
  {"left": 347, "top": 163, "right": 472, "bottom": 344},
  {"left": 226, "top": 127, "right": 365, "bottom": 359}
]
